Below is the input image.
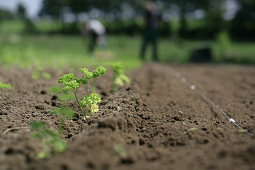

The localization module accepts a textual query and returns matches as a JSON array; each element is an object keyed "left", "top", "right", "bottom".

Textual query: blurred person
[
  {"left": 140, "top": 2, "right": 161, "bottom": 61},
  {"left": 83, "top": 19, "right": 106, "bottom": 53}
]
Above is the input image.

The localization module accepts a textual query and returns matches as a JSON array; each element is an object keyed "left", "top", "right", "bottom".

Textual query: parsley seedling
[
  {"left": 48, "top": 85, "right": 75, "bottom": 133},
  {"left": 111, "top": 63, "right": 130, "bottom": 92},
  {"left": 48, "top": 85, "right": 74, "bottom": 102},
  {"left": 58, "top": 66, "right": 106, "bottom": 119},
  {"left": 113, "top": 144, "right": 127, "bottom": 157},
  {"left": 30, "top": 121, "right": 66, "bottom": 159},
  {"left": 133, "top": 94, "right": 139, "bottom": 111},
  {"left": 32, "top": 65, "right": 52, "bottom": 80},
  {"left": 0, "top": 81, "right": 11, "bottom": 90},
  {"left": 50, "top": 106, "right": 75, "bottom": 133},
  {"left": 183, "top": 127, "right": 198, "bottom": 135}
]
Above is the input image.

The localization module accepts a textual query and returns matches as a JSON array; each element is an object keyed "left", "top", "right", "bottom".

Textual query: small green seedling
[
  {"left": 32, "top": 65, "right": 51, "bottom": 80},
  {"left": 0, "top": 81, "right": 11, "bottom": 90},
  {"left": 49, "top": 85, "right": 75, "bottom": 132},
  {"left": 113, "top": 144, "right": 127, "bottom": 157},
  {"left": 42, "top": 72, "right": 52, "bottom": 79},
  {"left": 133, "top": 94, "right": 139, "bottom": 111},
  {"left": 30, "top": 121, "right": 66, "bottom": 159},
  {"left": 32, "top": 65, "right": 42, "bottom": 79},
  {"left": 111, "top": 63, "right": 130, "bottom": 92},
  {"left": 48, "top": 85, "right": 73, "bottom": 102},
  {"left": 238, "top": 129, "right": 248, "bottom": 133},
  {"left": 51, "top": 106, "right": 75, "bottom": 132},
  {"left": 183, "top": 127, "right": 198, "bottom": 135},
  {"left": 58, "top": 66, "right": 106, "bottom": 119},
  {"left": 48, "top": 86, "right": 62, "bottom": 94}
]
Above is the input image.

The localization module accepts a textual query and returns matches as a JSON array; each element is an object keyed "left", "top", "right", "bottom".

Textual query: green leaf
[
  {"left": 239, "top": 129, "right": 248, "bottom": 133},
  {"left": 183, "top": 127, "right": 198, "bottom": 135},
  {"left": 81, "top": 93, "right": 101, "bottom": 107},
  {"left": 45, "top": 129, "right": 58, "bottom": 137},
  {"left": 113, "top": 77, "right": 124, "bottom": 86},
  {"left": 0, "top": 81, "right": 12, "bottom": 90},
  {"left": 53, "top": 140, "right": 66, "bottom": 153},
  {"left": 47, "top": 136, "right": 58, "bottom": 144},
  {"left": 113, "top": 144, "right": 126, "bottom": 157},
  {"left": 31, "top": 132, "right": 43, "bottom": 140},
  {"left": 75, "top": 78, "right": 88, "bottom": 85},
  {"left": 32, "top": 71, "right": 39, "bottom": 79},
  {"left": 35, "top": 65, "right": 43, "bottom": 72},
  {"left": 111, "top": 63, "right": 130, "bottom": 91},
  {"left": 30, "top": 121, "right": 46, "bottom": 131},
  {"left": 30, "top": 121, "right": 66, "bottom": 159},
  {"left": 92, "top": 66, "right": 106, "bottom": 78},
  {"left": 111, "top": 63, "right": 123, "bottom": 74},
  {"left": 51, "top": 107, "right": 75, "bottom": 119},
  {"left": 119, "top": 74, "right": 130, "bottom": 84},
  {"left": 58, "top": 73, "right": 75, "bottom": 84},
  {"left": 42, "top": 72, "right": 51, "bottom": 79},
  {"left": 58, "top": 94, "right": 73, "bottom": 101},
  {"left": 79, "top": 68, "right": 93, "bottom": 80},
  {"left": 48, "top": 86, "right": 62, "bottom": 94},
  {"left": 37, "top": 152, "right": 47, "bottom": 159},
  {"left": 63, "top": 80, "right": 79, "bottom": 92}
]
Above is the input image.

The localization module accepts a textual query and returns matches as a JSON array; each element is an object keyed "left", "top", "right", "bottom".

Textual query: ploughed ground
[{"left": 0, "top": 63, "right": 254, "bottom": 170}]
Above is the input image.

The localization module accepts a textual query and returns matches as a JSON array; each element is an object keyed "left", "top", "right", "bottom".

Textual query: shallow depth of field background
[{"left": 0, "top": 0, "right": 254, "bottom": 70}]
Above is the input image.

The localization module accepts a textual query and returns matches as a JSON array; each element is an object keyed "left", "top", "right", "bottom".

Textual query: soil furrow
[{"left": 0, "top": 64, "right": 254, "bottom": 170}]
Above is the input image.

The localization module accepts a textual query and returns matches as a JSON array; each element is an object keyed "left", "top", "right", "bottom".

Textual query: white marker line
[{"left": 169, "top": 68, "right": 254, "bottom": 137}]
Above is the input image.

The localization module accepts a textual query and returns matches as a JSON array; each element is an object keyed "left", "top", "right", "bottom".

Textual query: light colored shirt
[{"left": 87, "top": 19, "right": 105, "bottom": 35}]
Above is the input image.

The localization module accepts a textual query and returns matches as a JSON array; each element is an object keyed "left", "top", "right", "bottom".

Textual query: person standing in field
[
  {"left": 140, "top": 2, "right": 161, "bottom": 61},
  {"left": 83, "top": 19, "right": 106, "bottom": 53}
]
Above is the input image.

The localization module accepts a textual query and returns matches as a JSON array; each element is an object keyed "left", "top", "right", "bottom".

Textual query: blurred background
[{"left": 0, "top": 0, "right": 254, "bottom": 69}]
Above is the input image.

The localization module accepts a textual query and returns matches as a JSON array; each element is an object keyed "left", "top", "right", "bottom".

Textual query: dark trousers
[
  {"left": 140, "top": 31, "right": 158, "bottom": 61},
  {"left": 88, "top": 31, "right": 98, "bottom": 53}
]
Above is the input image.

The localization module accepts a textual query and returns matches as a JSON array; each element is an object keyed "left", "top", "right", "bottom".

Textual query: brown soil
[{"left": 0, "top": 63, "right": 255, "bottom": 170}]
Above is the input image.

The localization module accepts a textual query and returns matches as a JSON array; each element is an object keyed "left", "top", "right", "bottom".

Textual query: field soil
[{"left": 0, "top": 63, "right": 255, "bottom": 170}]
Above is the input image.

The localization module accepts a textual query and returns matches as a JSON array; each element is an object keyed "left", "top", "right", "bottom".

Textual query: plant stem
[
  {"left": 86, "top": 105, "right": 90, "bottom": 117},
  {"left": 86, "top": 84, "right": 89, "bottom": 95},
  {"left": 73, "top": 89, "right": 86, "bottom": 116},
  {"left": 91, "top": 78, "right": 97, "bottom": 94},
  {"left": 58, "top": 116, "right": 64, "bottom": 134}
]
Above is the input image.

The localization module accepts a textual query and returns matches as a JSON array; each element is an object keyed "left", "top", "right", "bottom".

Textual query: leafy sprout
[
  {"left": 113, "top": 144, "right": 127, "bottom": 157},
  {"left": 42, "top": 72, "right": 52, "bottom": 79},
  {"left": 58, "top": 73, "right": 75, "bottom": 84},
  {"left": 32, "top": 65, "right": 52, "bottom": 80},
  {"left": 0, "top": 81, "right": 11, "bottom": 90},
  {"left": 93, "top": 66, "right": 107, "bottom": 78},
  {"left": 32, "top": 65, "right": 42, "bottom": 79},
  {"left": 51, "top": 106, "right": 75, "bottom": 132},
  {"left": 58, "top": 94, "right": 74, "bottom": 102},
  {"left": 81, "top": 93, "right": 101, "bottom": 115},
  {"left": 48, "top": 86, "right": 62, "bottom": 94},
  {"left": 238, "top": 129, "right": 248, "bottom": 133},
  {"left": 79, "top": 68, "right": 93, "bottom": 81},
  {"left": 58, "top": 66, "right": 106, "bottom": 119},
  {"left": 30, "top": 121, "right": 66, "bottom": 159},
  {"left": 48, "top": 86, "right": 75, "bottom": 133},
  {"left": 183, "top": 127, "right": 198, "bottom": 135},
  {"left": 111, "top": 63, "right": 130, "bottom": 92},
  {"left": 48, "top": 85, "right": 73, "bottom": 102}
]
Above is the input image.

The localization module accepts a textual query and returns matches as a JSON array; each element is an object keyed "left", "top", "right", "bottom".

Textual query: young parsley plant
[
  {"left": 0, "top": 81, "right": 11, "bottom": 90},
  {"left": 58, "top": 66, "right": 106, "bottom": 119},
  {"left": 30, "top": 121, "right": 66, "bottom": 159},
  {"left": 48, "top": 85, "right": 74, "bottom": 102},
  {"left": 32, "top": 65, "right": 52, "bottom": 80},
  {"left": 111, "top": 63, "right": 130, "bottom": 92},
  {"left": 50, "top": 106, "right": 75, "bottom": 133}
]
